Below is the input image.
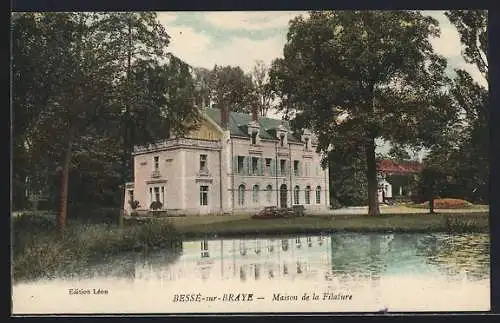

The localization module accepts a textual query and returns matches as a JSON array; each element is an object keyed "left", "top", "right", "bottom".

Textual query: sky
[{"left": 157, "top": 11, "right": 487, "bottom": 159}]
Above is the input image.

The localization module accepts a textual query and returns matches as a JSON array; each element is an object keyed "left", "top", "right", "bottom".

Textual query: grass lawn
[{"left": 167, "top": 211, "right": 489, "bottom": 239}]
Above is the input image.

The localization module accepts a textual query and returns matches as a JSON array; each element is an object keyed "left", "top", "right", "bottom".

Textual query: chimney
[
  {"left": 251, "top": 106, "right": 258, "bottom": 122},
  {"left": 221, "top": 105, "right": 229, "bottom": 130}
]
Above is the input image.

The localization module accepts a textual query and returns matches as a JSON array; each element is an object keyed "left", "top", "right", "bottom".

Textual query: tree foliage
[
  {"left": 193, "top": 65, "right": 257, "bottom": 113},
  {"left": 269, "top": 11, "right": 451, "bottom": 215},
  {"left": 11, "top": 12, "right": 200, "bottom": 228},
  {"left": 418, "top": 10, "right": 489, "bottom": 205},
  {"left": 445, "top": 10, "right": 488, "bottom": 81},
  {"left": 251, "top": 60, "right": 275, "bottom": 117}
]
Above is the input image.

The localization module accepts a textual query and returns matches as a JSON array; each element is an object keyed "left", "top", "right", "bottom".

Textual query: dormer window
[
  {"left": 251, "top": 132, "right": 258, "bottom": 145},
  {"left": 280, "top": 134, "right": 285, "bottom": 147},
  {"left": 153, "top": 156, "right": 159, "bottom": 170},
  {"left": 305, "top": 138, "right": 310, "bottom": 150}
]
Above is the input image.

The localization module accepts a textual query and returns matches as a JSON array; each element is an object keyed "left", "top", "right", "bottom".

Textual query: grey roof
[{"left": 203, "top": 108, "right": 302, "bottom": 143}]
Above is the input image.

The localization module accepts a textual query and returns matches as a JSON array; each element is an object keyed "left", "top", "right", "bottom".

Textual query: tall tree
[
  {"left": 421, "top": 10, "right": 489, "bottom": 203},
  {"left": 96, "top": 12, "right": 172, "bottom": 182},
  {"left": 192, "top": 67, "right": 216, "bottom": 109},
  {"left": 251, "top": 60, "right": 275, "bottom": 117},
  {"left": 193, "top": 65, "right": 257, "bottom": 113},
  {"left": 269, "top": 11, "right": 452, "bottom": 215}
]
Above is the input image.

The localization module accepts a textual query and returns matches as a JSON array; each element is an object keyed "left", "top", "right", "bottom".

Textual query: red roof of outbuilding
[{"left": 378, "top": 159, "right": 423, "bottom": 174}]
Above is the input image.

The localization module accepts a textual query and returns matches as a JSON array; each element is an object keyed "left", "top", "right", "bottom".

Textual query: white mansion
[{"left": 123, "top": 107, "right": 330, "bottom": 215}]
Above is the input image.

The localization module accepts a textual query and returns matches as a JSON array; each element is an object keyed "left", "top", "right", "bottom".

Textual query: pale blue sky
[{"left": 157, "top": 11, "right": 486, "bottom": 160}]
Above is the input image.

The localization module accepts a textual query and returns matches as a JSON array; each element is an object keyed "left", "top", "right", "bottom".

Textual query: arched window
[
  {"left": 294, "top": 185, "right": 300, "bottom": 204},
  {"left": 316, "top": 186, "right": 321, "bottom": 204},
  {"left": 252, "top": 185, "right": 259, "bottom": 204},
  {"left": 238, "top": 184, "right": 246, "bottom": 206},
  {"left": 266, "top": 185, "right": 273, "bottom": 203},
  {"left": 305, "top": 185, "right": 311, "bottom": 204}
]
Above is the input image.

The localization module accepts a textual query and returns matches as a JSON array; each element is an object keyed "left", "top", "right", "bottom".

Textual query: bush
[
  {"left": 150, "top": 201, "right": 163, "bottom": 210},
  {"left": 129, "top": 200, "right": 140, "bottom": 210},
  {"left": 12, "top": 213, "right": 181, "bottom": 282},
  {"left": 252, "top": 207, "right": 294, "bottom": 219},
  {"left": 420, "top": 198, "right": 474, "bottom": 209}
]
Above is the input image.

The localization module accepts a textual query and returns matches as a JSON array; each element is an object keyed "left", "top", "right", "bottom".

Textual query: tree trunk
[
  {"left": 58, "top": 135, "right": 73, "bottom": 232},
  {"left": 117, "top": 17, "right": 134, "bottom": 228},
  {"left": 365, "top": 137, "right": 380, "bottom": 216}
]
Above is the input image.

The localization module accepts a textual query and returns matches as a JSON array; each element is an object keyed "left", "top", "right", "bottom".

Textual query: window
[
  {"left": 200, "top": 185, "right": 209, "bottom": 206},
  {"left": 252, "top": 185, "right": 259, "bottom": 203},
  {"left": 265, "top": 158, "right": 272, "bottom": 175},
  {"left": 251, "top": 132, "right": 258, "bottom": 145},
  {"left": 149, "top": 187, "right": 153, "bottom": 203},
  {"left": 266, "top": 185, "right": 273, "bottom": 203},
  {"left": 316, "top": 186, "right": 321, "bottom": 204},
  {"left": 153, "top": 156, "right": 159, "bottom": 170},
  {"left": 238, "top": 184, "right": 246, "bottom": 206},
  {"left": 280, "top": 134, "right": 285, "bottom": 147},
  {"left": 154, "top": 187, "right": 160, "bottom": 202},
  {"left": 293, "top": 160, "right": 300, "bottom": 176},
  {"left": 252, "top": 157, "right": 259, "bottom": 175},
  {"left": 305, "top": 138, "right": 310, "bottom": 150},
  {"left": 199, "top": 154, "right": 207, "bottom": 172},
  {"left": 294, "top": 185, "right": 300, "bottom": 205},
  {"left": 128, "top": 190, "right": 134, "bottom": 202},
  {"left": 280, "top": 159, "right": 286, "bottom": 176},
  {"left": 305, "top": 186, "right": 311, "bottom": 204},
  {"left": 237, "top": 156, "right": 245, "bottom": 174},
  {"left": 161, "top": 187, "right": 165, "bottom": 205}
]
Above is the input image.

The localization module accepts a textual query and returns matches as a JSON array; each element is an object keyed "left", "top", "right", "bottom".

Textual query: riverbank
[
  {"left": 12, "top": 214, "right": 181, "bottom": 283},
  {"left": 169, "top": 211, "right": 489, "bottom": 239},
  {"left": 12, "top": 210, "right": 489, "bottom": 282}
]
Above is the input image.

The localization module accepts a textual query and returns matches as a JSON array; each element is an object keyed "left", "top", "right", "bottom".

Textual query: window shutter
[
  {"left": 246, "top": 156, "right": 251, "bottom": 175},
  {"left": 233, "top": 156, "right": 238, "bottom": 174},
  {"left": 260, "top": 158, "right": 264, "bottom": 176},
  {"left": 270, "top": 159, "right": 275, "bottom": 176},
  {"left": 284, "top": 160, "right": 288, "bottom": 176},
  {"left": 298, "top": 161, "right": 302, "bottom": 177}
]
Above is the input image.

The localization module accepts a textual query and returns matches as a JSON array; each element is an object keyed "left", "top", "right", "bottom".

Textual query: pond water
[{"left": 12, "top": 232, "right": 490, "bottom": 314}]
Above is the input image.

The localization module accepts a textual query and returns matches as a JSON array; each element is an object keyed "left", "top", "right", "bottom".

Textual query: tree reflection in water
[{"left": 415, "top": 233, "right": 490, "bottom": 281}]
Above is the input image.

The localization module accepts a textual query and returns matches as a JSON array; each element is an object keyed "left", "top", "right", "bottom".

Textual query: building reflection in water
[
  {"left": 240, "top": 266, "right": 246, "bottom": 282},
  {"left": 240, "top": 240, "right": 247, "bottom": 256},
  {"left": 132, "top": 233, "right": 489, "bottom": 286},
  {"left": 268, "top": 240, "right": 275, "bottom": 253},
  {"left": 255, "top": 239, "right": 261, "bottom": 254},
  {"left": 296, "top": 237, "right": 302, "bottom": 249},
  {"left": 255, "top": 264, "right": 260, "bottom": 280},
  {"left": 282, "top": 239, "right": 289, "bottom": 251}
]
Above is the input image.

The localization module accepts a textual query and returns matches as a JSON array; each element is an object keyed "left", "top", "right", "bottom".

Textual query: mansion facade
[{"left": 123, "top": 107, "right": 330, "bottom": 215}]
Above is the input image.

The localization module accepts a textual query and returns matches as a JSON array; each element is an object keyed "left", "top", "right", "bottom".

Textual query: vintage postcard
[{"left": 11, "top": 10, "right": 490, "bottom": 315}]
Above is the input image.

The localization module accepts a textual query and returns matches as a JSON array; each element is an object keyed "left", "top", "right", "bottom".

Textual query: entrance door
[{"left": 280, "top": 184, "right": 287, "bottom": 208}]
